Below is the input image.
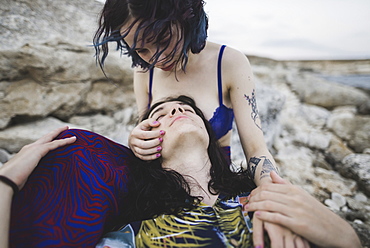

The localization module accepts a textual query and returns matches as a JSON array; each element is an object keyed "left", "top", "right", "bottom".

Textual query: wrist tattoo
[
  {"left": 248, "top": 156, "right": 278, "bottom": 181},
  {"left": 247, "top": 157, "right": 261, "bottom": 180},
  {"left": 244, "top": 89, "right": 262, "bottom": 131},
  {"left": 259, "top": 156, "right": 277, "bottom": 180}
]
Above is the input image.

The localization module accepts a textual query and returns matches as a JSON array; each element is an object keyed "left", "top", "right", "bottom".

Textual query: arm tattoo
[
  {"left": 244, "top": 89, "right": 262, "bottom": 131},
  {"left": 259, "top": 156, "right": 277, "bottom": 180},
  {"left": 248, "top": 156, "right": 278, "bottom": 181},
  {"left": 247, "top": 157, "right": 261, "bottom": 180}
]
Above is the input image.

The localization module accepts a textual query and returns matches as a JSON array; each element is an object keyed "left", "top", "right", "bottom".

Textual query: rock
[
  {"left": 324, "top": 199, "right": 340, "bottom": 211},
  {"left": 331, "top": 192, "right": 346, "bottom": 208},
  {"left": 0, "top": 81, "right": 91, "bottom": 125},
  {"left": 350, "top": 222, "right": 370, "bottom": 248},
  {"left": 69, "top": 114, "right": 117, "bottom": 137},
  {"left": 340, "top": 154, "right": 370, "bottom": 197},
  {"left": 0, "top": 117, "right": 79, "bottom": 153},
  {"left": 79, "top": 82, "right": 135, "bottom": 114},
  {"left": 313, "top": 152, "right": 333, "bottom": 170},
  {"left": 300, "top": 104, "right": 331, "bottom": 129},
  {"left": 325, "top": 135, "right": 353, "bottom": 166},
  {"left": 0, "top": 148, "right": 11, "bottom": 163},
  {"left": 327, "top": 109, "right": 370, "bottom": 153},
  {"left": 287, "top": 73, "right": 370, "bottom": 112},
  {"left": 231, "top": 82, "right": 285, "bottom": 162},
  {"left": 313, "top": 167, "right": 357, "bottom": 197},
  {"left": 354, "top": 193, "right": 368, "bottom": 203},
  {"left": 0, "top": 0, "right": 103, "bottom": 50},
  {"left": 364, "top": 148, "right": 370, "bottom": 154}
]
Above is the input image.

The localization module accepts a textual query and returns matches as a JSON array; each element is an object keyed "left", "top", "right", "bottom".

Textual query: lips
[
  {"left": 160, "top": 61, "right": 176, "bottom": 71},
  {"left": 170, "top": 116, "right": 189, "bottom": 126}
]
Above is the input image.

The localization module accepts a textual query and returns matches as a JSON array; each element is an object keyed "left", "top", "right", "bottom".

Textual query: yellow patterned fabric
[
  {"left": 135, "top": 199, "right": 253, "bottom": 247},
  {"left": 97, "top": 196, "right": 257, "bottom": 248}
]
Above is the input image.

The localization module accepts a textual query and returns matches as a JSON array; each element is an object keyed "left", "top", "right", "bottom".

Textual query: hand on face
[
  {"left": 0, "top": 126, "right": 76, "bottom": 190},
  {"left": 129, "top": 100, "right": 207, "bottom": 161},
  {"left": 128, "top": 119, "right": 165, "bottom": 160}
]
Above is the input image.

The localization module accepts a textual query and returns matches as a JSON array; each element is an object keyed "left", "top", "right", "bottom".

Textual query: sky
[
  {"left": 96, "top": 0, "right": 370, "bottom": 60},
  {"left": 204, "top": 0, "right": 370, "bottom": 60}
]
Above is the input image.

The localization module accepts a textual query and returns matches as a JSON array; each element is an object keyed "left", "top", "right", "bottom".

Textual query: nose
[{"left": 170, "top": 106, "right": 184, "bottom": 116}]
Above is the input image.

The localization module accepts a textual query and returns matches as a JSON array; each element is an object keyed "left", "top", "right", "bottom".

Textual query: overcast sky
[
  {"left": 205, "top": 0, "right": 370, "bottom": 60},
  {"left": 96, "top": 0, "right": 370, "bottom": 60}
]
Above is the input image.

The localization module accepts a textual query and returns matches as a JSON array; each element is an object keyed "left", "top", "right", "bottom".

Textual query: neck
[{"left": 162, "top": 146, "right": 218, "bottom": 206}]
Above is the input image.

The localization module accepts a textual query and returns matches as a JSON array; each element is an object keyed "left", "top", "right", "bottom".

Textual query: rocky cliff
[{"left": 1, "top": 0, "right": 369, "bottom": 246}]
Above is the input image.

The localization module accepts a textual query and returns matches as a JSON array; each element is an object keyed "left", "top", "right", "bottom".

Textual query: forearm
[
  {"left": 247, "top": 152, "right": 278, "bottom": 186},
  {"left": 0, "top": 182, "right": 13, "bottom": 248}
]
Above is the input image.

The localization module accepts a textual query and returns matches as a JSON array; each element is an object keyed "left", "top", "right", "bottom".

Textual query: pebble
[
  {"left": 354, "top": 193, "right": 368, "bottom": 203},
  {"left": 324, "top": 199, "right": 340, "bottom": 211},
  {"left": 331, "top": 192, "right": 347, "bottom": 208},
  {"left": 354, "top": 219, "right": 364, "bottom": 225}
]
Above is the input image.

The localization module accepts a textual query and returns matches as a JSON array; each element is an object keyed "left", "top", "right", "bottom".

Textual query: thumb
[{"left": 270, "top": 171, "right": 287, "bottom": 184}]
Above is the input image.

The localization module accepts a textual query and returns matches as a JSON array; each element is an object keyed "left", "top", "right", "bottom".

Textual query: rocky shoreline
[{"left": 1, "top": 0, "right": 369, "bottom": 246}]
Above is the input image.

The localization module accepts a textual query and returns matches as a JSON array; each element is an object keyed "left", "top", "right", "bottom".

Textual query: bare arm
[
  {"left": 224, "top": 47, "right": 277, "bottom": 186},
  {"left": 0, "top": 127, "right": 76, "bottom": 248}
]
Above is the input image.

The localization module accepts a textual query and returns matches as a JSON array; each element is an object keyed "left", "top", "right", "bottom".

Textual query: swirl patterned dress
[{"left": 9, "top": 129, "right": 137, "bottom": 247}]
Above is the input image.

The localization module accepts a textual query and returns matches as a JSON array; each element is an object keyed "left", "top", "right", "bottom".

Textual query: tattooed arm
[{"left": 222, "top": 48, "right": 278, "bottom": 186}]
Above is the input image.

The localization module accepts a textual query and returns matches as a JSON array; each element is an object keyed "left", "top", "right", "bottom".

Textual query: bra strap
[
  {"left": 148, "top": 68, "right": 154, "bottom": 109},
  {"left": 217, "top": 45, "right": 226, "bottom": 105}
]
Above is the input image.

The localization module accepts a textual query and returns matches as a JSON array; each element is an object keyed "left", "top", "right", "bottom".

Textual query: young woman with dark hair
[
  {"left": 0, "top": 96, "right": 361, "bottom": 247},
  {"left": 94, "top": 1, "right": 286, "bottom": 245}
]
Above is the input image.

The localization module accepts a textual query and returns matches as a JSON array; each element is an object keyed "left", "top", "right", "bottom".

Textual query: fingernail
[
  {"left": 255, "top": 246, "right": 263, "bottom": 248},
  {"left": 153, "top": 121, "right": 159, "bottom": 125},
  {"left": 157, "top": 146, "right": 162, "bottom": 151},
  {"left": 255, "top": 211, "right": 261, "bottom": 216},
  {"left": 159, "top": 130, "right": 165, "bottom": 135},
  {"left": 158, "top": 137, "right": 163, "bottom": 142},
  {"left": 244, "top": 204, "right": 249, "bottom": 209},
  {"left": 156, "top": 153, "right": 161, "bottom": 158}
]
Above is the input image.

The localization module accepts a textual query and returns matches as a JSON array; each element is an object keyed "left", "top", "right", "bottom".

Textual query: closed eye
[
  {"left": 136, "top": 48, "right": 148, "bottom": 54},
  {"left": 185, "top": 109, "right": 194, "bottom": 113},
  {"left": 156, "top": 115, "right": 165, "bottom": 121}
]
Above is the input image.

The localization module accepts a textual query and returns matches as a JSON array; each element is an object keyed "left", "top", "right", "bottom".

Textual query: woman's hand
[
  {"left": 247, "top": 172, "right": 362, "bottom": 248},
  {"left": 253, "top": 217, "right": 310, "bottom": 248},
  {"left": 128, "top": 119, "right": 165, "bottom": 160},
  {"left": 0, "top": 126, "right": 76, "bottom": 190}
]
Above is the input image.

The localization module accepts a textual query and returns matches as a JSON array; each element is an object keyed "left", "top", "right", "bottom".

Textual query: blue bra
[{"left": 148, "top": 45, "right": 234, "bottom": 140}]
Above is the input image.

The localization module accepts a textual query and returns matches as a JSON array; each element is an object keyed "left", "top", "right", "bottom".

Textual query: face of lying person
[{"left": 148, "top": 101, "right": 209, "bottom": 157}]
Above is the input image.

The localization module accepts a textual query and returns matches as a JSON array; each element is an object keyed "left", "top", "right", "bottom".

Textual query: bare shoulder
[{"left": 220, "top": 46, "right": 253, "bottom": 87}]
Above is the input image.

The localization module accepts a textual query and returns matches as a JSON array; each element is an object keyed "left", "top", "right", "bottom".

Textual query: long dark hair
[
  {"left": 120, "top": 96, "right": 255, "bottom": 224},
  {"left": 94, "top": 0, "right": 208, "bottom": 71}
]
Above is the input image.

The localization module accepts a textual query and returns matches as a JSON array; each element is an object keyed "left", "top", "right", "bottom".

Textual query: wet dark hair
[
  {"left": 94, "top": 0, "right": 208, "bottom": 71},
  {"left": 120, "top": 96, "right": 255, "bottom": 224}
]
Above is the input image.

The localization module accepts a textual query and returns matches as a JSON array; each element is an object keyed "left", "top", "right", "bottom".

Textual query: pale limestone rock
[
  {"left": 327, "top": 113, "right": 370, "bottom": 153},
  {"left": 354, "top": 193, "right": 368, "bottom": 203},
  {"left": 313, "top": 167, "right": 357, "bottom": 196},
  {"left": 331, "top": 192, "right": 347, "bottom": 208},
  {"left": 325, "top": 135, "right": 353, "bottom": 165},
  {"left": 0, "top": 81, "right": 91, "bottom": 125},
  {"left": 0, "top": 117, "right": 80, "bottom": 153},
  {"left": 300, "top": 104, "right": 331, "bottom": 129},
  {"left": 324, "top": 199, "right": 340, "bottom": 211},
  {"left": 0, "top": 148, "right": 11, "bottom": 163},
  {"left": 340, "top": 154, "right": 370, "bottom": 197},
  {"left": 81, "top": 82, "right": 135, "bottom": 114},
  {"left": 287, "top": 73, "right": 370, "bottom": 111},
  {"left": 69, "top": 114, "right": 117, "bottom": 138}
]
